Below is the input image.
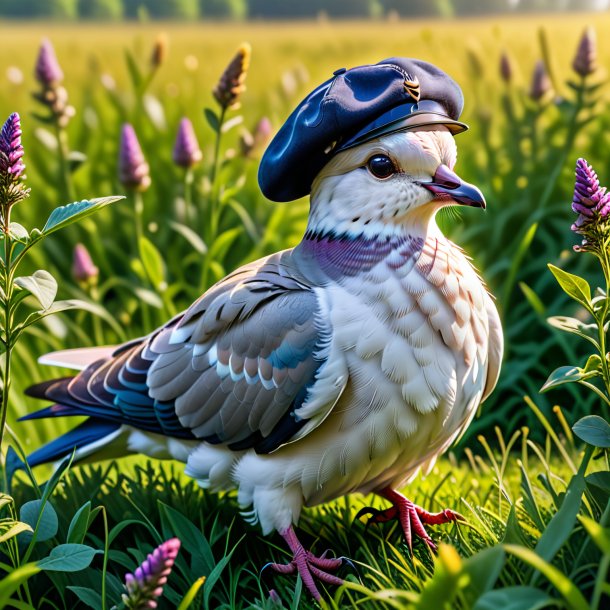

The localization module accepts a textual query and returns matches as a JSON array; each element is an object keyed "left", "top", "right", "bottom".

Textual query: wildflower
[
  {"left": 213, "top": 43, "right": 251, "bottom": 110},
  {"left": 571, "top": 158, "right": 610, "bottom": 232},
  {"left": 151, "top": 33, "right": 168, "bottom": 69},
  {"left": 32, "top": 39, "right": 75, "bottom": 129},
  {"left": 118, "top": 124, "right": 151, "bottom": 191},
  {"left": 572, "top": 26, "right": 597, "bottom": 78},
  {"left": 499, "top": 51, "right": 513, "bottom": 84},
  {"left": 173, "top": 118, "right": 202, "bottom": 168},
  {"left": 240, "top": 117, "right": 272, "bottom": 158},
  {"left": 0, "top": 113, "right": 30, "bottom": 209},
  {"left": 72, "top": 244, "right": 99, "bottom": 286},
  {"left": 34, "top": 39, "right": 64, "bottom": 87},
  {"left": 529, "top": 60, "right": 552, "bottom": 102},
  {"left": 122, "top": 538, "right": 181, "bottom": 610}
]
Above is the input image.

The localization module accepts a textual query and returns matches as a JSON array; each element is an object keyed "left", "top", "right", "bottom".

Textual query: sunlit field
[{"left": 0, "top": 13, "right": 609, "bottom": 609}]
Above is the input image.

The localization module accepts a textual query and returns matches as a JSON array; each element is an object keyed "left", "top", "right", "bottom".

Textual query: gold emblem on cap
[{"left": 404, "top": 74, "right": 420, "bottom": 102}]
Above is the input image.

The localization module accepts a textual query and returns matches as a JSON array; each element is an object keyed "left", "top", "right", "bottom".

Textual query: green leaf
[
  {"left": 139, "top": 236, "right": 166, "bottom": 290},
  {"left": 14, "top": 270, "right": 57, "bottom": 311},
  {"left": 473, "top": 586, "right": 556, "bottom": 610},
  {"left": 19, "top": 500, "right": 58, "bottom": 542},
  {"left": 519, "top": 282, "right": 545, "bottom": 316},
  {"left": 540, "top": 365, "right": 596, "bottom": 392},
  {"left": 578, "top": 515, "right": 610, "bottom": 554},
  {"left": 38, "top": 543, "right": 99, "bottom": 572},
  {"left": 204, "top": 108, "right": 220, "bottom": 132},
  {"left": 158, "top": 501, "right": 215, "bottom": 575},
  {"left": 208, "top": 227, "right": 243, "bottom": 261},
  {"left": 66, "top": 586, "right": 103, "bottom": 610},
  {"left": 572, "top": 415, "right": 610, "bottom": 448},
  {"left": 547, "top": 264, "right": 592, "bottom": 312},
  {"left": 504, "top": 545, "right": 589, "bottom": 610},
  {"left": 67, "top": 502, "right": 92, "bottom": 545},
  {"left": 0, "top": 563, "right": 40, "bottom": 606},
  {"left": 0, "top": 519, "right": 33, "bottom": 543},
  {"left": 9, "top": 222, "right": 29, "bottom": 243},
  {"left": 169, "top": 221, "right": 207, "bottom": 255},
  {"left": 203, "top": 538, "right": 241, "bottom": 610},
  {"left": 546, "top": 316, "right": 600, "bottom": 349},
  {"left": 0, "top": 493, "right": 14, "bottom": 511},
  {"left": 462, "top": 545, "right": 505, "bottom": 605},
  {"left": 125, "top": 48, "right": 143, "bottom": 90},
  {"left": 41, "top": 197, "right": 124, "bottom": 236}
]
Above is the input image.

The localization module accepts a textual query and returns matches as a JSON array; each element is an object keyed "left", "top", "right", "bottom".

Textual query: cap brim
[{"left": 338, "top": 112, "right": 468, "bottom": 152}]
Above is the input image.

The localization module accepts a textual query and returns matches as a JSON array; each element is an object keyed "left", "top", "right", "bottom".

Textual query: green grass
[{"left": 0, "top": 14, "right": 608, "bottom": 609}]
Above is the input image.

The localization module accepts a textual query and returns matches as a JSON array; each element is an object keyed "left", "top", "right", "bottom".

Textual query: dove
[{"left": 20, "top": 57, "right": 502, "bottom": 600}]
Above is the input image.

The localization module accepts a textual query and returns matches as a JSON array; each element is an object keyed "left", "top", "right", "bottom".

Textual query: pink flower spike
[
  {"left": 35, "top": 39, "right": 64, "bottom": 87},
  {"left": 173, "top": 118, "right": 202, "bottom": 168},
  {"left": 119, "top": 124, "right": 151, "bottom": 191},
  {"left": 72, "top": 243, "right": 99, "bottom": 285}
]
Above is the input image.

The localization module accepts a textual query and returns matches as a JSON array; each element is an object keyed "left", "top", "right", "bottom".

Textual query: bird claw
[{"left": 264, "top": 527, "right": 352, "bottom": 601}]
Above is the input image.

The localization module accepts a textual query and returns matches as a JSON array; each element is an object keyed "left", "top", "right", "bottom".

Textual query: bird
[{"left": 19, "top": 57, "right": 502, "bottom": 600}]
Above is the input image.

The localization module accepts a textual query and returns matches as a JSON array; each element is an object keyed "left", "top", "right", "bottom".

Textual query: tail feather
[{"left": 24, "top": 419, "right": 122, "bottom": 469}]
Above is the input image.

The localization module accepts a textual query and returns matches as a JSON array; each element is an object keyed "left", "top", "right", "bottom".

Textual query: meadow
[{"left": 0, "top": 12, "right": 609, "bottom": 609}]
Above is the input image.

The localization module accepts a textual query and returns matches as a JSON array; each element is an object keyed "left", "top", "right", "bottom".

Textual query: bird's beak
[{"left": 417, "top": 164, "right": 486, "bottom": 209}]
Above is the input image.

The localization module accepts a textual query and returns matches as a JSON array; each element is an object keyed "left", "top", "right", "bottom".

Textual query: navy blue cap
[{"left": 258, "top": 57, "right": 467, "bottom": 202}]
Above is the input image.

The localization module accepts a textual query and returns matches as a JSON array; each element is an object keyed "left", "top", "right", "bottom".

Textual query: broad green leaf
[
  {"left": 462, "top": 545, "right": 505, "bottom": 605},
  {"left": 413, "top": 544, "right": 462, "bottom": 610},
  {"left": 0, "top": 563, "right": 40, "bottom": 606},
  {"left": 19, "top": 500, "right": 58, "bottom": 542},
  {"left": 578, "top": 515, "right": 610, "bottom": 554},
  {"left": 133, "top": 286, "right": 164, "bottom": 309},
  {"left": 504, "top": 545, "right": 589, "bottom": 610},
  {"left": 67, "top": 501, "right": 92, "bottom": 545},
  {"left": 14, "top": 270, "right": 57, "bottom": 311},
  {"left": 572, "top": 415, "right": 610, "bottom": 448},
  {"left": 547, "top": 316, "right": 600, "bottom": 348},
  {"left": 139, "top": 236, "right": 166, "bottom": 290},
  {"left": 108, "top": 519, "right": 149, "bottom": 545},
  {"left": 204, "top": 108, "right": 220, "bottom": 132},
  {"left": 474, "top": 586, "right": 556, "bottom": 610},
  {"left": 38, "top": 543, "right": 99, "bottom": 572},
  {"left": 41, "top": 197, "right": 124, "bottom": 236},
  {"left": 540, "top": 365, "right": 596, "bottom": 393},
  {"left": 9, "top": 222, "right": 29, "bottom": 243},
  {"left": 159, "top": 501, "right": 215, "bottom": 575},
  {"left": 502, "top": 505, "right": 528, "bottom": 545},
  {"left": 547, "top": 264, "right": 592, "bottom": 312},
  {"left": 177, "top": 576, "right": 206, "bottom": 610},
  {"left": 66, "top": 586, "right": 103, "bottom": 610},
  {"left": 0, "top": 519, "right": 33, "bottom": 543},
  {"left": 583, "top": 354, "right": 603, "bottom": 374},
  {"left": 169, "top": 221, "right": 207, "bottom": 255}
]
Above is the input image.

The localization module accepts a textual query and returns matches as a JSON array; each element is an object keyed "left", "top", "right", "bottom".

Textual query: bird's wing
[
  {"left": 482, "top": 294, "right": 503, "bottom": 402},
  {"left": 27, "top": 252, "right": 347, "bottom": 454}
]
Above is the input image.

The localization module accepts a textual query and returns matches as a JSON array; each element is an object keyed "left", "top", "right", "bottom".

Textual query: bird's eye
[{"left": 366, "top": 155, "right": 396, "bottom": 180}]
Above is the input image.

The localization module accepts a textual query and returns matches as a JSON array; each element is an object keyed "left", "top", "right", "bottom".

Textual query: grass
[{"left": 0, "top": 12, "right": 608, "bottom": 609}]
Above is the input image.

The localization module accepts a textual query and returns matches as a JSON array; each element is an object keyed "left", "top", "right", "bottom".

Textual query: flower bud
[
  {"left": 572, "top": 26, "right": 597, "bottom": 77},
  {"left": 151, "top": 33, "right": 168, "bottom": 70},
  {"left": 72, "top": 243, "right": 99, "bottom": 285},
  {"left": 213, "top": 43, "right": 251, "bottom": 110},
  {"left": 173, "top": 118, "right": 202, "bottom": 168},
  {"left": 529, "top": 60, "right": 552, "bottom": 102},
  {"left": 119, "top": 124, "right": 151, "bottom": 192},
  {"left": 35, "top": 39, "right": 64, "bottom": 87},
  {"left": 500, "top": 51, "right": 513, "bottom": 84}
]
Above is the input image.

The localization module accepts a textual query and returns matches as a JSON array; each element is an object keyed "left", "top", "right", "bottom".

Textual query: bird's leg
[
  {"left": 264, "top": 526, "right": 345, "bottom": 600},
  {"left": 356, "top": 487, "right": 463, "bottom": 552}
]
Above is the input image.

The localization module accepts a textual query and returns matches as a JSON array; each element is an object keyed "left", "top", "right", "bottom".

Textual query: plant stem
[
  {"left": 133, "top": 190, "right": 144, "bottom": 248},
  {"left": 184, "top": 167, "right": 194, "bottom": 227},
  {"left": 0, "top": 206, "right": 12, "bottom": 450},
  {"left": 55, "top": 123, "right": 75, "bottom": 202}
]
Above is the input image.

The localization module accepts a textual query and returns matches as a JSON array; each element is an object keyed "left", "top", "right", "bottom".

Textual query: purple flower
[
  {"left": 122, "top": 538, "right": 181, "bottom": 610},
  {"left": 213, "top": 43, "right": 251, "bottom": 110},
  {"left": 571, "top": 158, "right": 610, "bottom": 234},
  {"left": 35, "top": 39, "right": 64, "bottom": 87},
  {"left": 572, "top": 27, "right": 597, "bottom": 78},
  {"left": 119, "top": 124, "right": 151, "bottom": 191},
  {"left": 500, "top": 51, "right": 513, "bottom": 84},
  {"left": 0, "top": 113, "right": 25, "bottom": 179},
  {"left": 530, "top": 60, "right": 552, "bottom": 102},
  {"left": 72, "top": 244, "right": 99, "bottom": 285},
  {"left": 173, "top": 118, "right": 202, "bottom": 168}
]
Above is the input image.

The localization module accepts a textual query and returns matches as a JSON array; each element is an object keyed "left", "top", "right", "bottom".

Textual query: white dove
[{"left": 21, "top": 58, "right": 502, "bottom": 600}]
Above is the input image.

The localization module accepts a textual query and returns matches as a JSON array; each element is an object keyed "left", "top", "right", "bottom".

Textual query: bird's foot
[
  {"left": 356, "top": 487, "right": 463, "bottom": 552},
  {"left": 263, "top": 526, "right": 346, "bottom": 601}
]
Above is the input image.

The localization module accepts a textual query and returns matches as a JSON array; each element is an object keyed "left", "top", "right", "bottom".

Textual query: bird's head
[{"left": 308, "top": 125, "right": 485, "bottom": 238}]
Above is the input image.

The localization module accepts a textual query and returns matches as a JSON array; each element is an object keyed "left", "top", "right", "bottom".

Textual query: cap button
[{"left": 333, "top": 67, "right": 347, "bottom": 76}]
